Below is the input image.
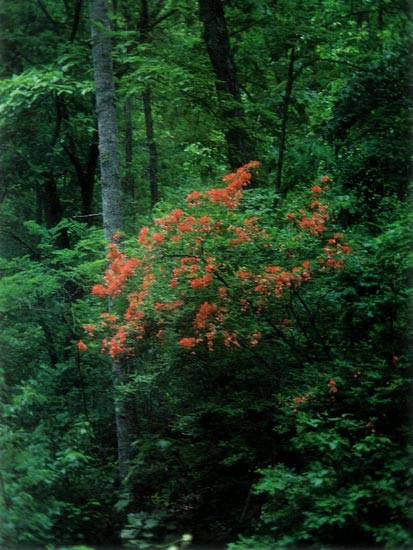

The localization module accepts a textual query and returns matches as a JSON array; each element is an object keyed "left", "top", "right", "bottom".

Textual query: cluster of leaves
[
  {"left": 325, "top": 40, "right": 411, "bottom": 224},
  {"left": 0, "top": 222, "right": 121, "bottom": 546},
  {"left": 227, "top": 206, "right": 413, "bottom": 548}
]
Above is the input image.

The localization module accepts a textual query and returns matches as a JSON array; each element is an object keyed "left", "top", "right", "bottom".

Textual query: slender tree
[
  {"left": 274, "top": 45, "right": 295, "bottom": 197},
  {"left": 139, "top": 0, "right": 159, "bottom": 207},
  {"left": 88, "top": 0, "right": 123, "bottom": 241},
  {"left": 88, "top": 0, "right": 138, "bottom": 488},
  {"left": 123, "top": 96, "right": 135, "bottom": 199},
  {"left": 198, "top": 0, "right": 254, "bottom": 168},
  {"left": 142, "top": 83, "right": 158, "bottom": 207}
]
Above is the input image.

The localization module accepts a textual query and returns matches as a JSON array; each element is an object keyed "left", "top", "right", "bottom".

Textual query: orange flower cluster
[
  {"left": 285, "top": 180, "right": 352, "bottom": 272},
  {"left": 106, "top": 328, "right": 128, "bottom": 358},
  {"left": 291, "top": 392, "right": 310, "bottom": 413},
  {"left": 249, "top": 330, "right": 262, "bottom": 346},
  {"left": 178, "top": 301, "right": 227, "bottom": 352},
  {"left": 90, "top": 255, "right": 157, "bottom": 357},
  {"left": 100, "top": 312, "right": 118, "bottom": 326},
  {"left": 327, "top": 378, "right": 338, "bottom": 393},
  {"left": 179, "top": 337, "right": 198, "bottom": 350},
  {"left": 155, "top": 208, "right": 185, "bottom": 228},
  {"left": 154, "top": 300, "right": 183, "bottom": 312},
  {"left": 222, "top": 330, "right": 241, "bottom": 348},
  {"left": 141, "top": 212, "right": 221, "bottom": 254},
  {"left": 80, "top": 166, "right": 351, "bottom": 360},
  {"left": 287, "top": 179, "right": 330, "bottom": 236},
  {"left": 321, "top": 233, "right": 353, "bottom": 270},
  {"left": 186, "top": 161, "right": 259, "bottom": 210},
  {"left": 83, "top": 324, "right": 96, "bottom": 337},
  {"left": 227, "top": 216, "right": 265, "bottom": 247},
  {"left": 190, "top": 274, "right": 212, "bottom": 289},
  {"left": 237, "top": 264, "right": 309, "bottom": 302},
  {"left": 193, "top": 301, "right": 218, "bottom": 330},
  {"left": 292, "top": 394, "right": 309, "bottom": 404},
  {"left": 168, "top": 256, "right": 198, "bottom": 289},
  {"left": 185, "top": 190, "right": 202, "bottom": 207},
  {"left": 91, "top": 243, "right": 140, "bottom": 298},
  {"left": 77, "top": 340, "right": 88, "bottom": 351}
]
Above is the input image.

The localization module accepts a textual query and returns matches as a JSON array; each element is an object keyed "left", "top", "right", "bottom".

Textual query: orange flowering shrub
[{"left": 80, "top": 164, "right": 352, "bottom": 359}]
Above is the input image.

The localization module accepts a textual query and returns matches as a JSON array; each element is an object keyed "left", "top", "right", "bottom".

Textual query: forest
[{"left": 0, "top": 0, "right": 411, "bottom": 549}]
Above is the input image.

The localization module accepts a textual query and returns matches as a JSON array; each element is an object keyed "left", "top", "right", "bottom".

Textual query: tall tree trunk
[
  {"left": 198, "top": 0, "right": 254, "bottom": 168},
  {"left": 63, "top": 127, "right": 99, "bottom": 217},
  {"left": 88, "top": 0, "right": 137, "bottom": 494},
  {"left": 275, "top": 46, "right": 295, "bottom": 197},
  {"left": 124, "top": 96, "right": 135, "bottom": 199},
  {"left": 69, "top": 0, "right": 83, "bottom": 42},
  {"left": 88, "top": 0, "right": 123, "bottom": 242},
  {"left": 83, "top": 130, "right": 99, "bottom": 215},
  {"left": 39, "top": 94, "right": 70, "bottom": 247},
  {"left": 142, "top": 83, "right": 158, "bottom": 208},
  {"left": 42, "top": 178, "right": 64, "bottom": 229},
  {"left": 139, "top": 0, "right": 159, "bottom": 207}
]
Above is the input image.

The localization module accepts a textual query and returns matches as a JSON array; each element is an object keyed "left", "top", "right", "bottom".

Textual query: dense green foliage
[{"left": 0, "top": 0, "right": 411, "bottom": 549}]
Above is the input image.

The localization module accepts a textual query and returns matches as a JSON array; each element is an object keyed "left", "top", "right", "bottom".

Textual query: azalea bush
[
  {"left": 77, "top": 163, "right": 367, "bottom": 539},
  {"left": 78, "top": 164, "right": 411, "bottom": 548},
  {"left": 79, "top": 163, "right": 352, "bottom": 363}
]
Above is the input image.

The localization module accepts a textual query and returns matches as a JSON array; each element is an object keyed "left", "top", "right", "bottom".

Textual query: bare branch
[{"left": 72, "top": 212, "right": 103, "bottom": 218}]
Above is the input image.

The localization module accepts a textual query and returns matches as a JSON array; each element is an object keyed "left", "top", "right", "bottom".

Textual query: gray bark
[
  {"left": 88, "top": 0, "right": 123, "bottom": 241},
  {"left": 88, "top": 0, "right": 137, "bottom": 491},
  {"left": 111, "top": 358, "right": 138, "bottom": 482}
]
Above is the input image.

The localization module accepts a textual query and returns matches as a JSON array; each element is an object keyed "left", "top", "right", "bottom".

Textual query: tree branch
[
  {"left": 70, "top": 0, "right": 83, "bottom": 42},
  {"left": 291, "top": 287, "right": 334, "bottom": 359},
  {"left": 148, "top": 9, "right": 179, "bottom": 31},
  {"left": 37, "top": 0, "right": 62, "bottom": 31},
  {"left": 0, "top": 229, "right": 39, "bottom": 257}
]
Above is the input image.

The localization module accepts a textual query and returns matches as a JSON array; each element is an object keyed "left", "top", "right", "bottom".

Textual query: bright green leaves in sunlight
[
  {"left": 0, "top": 220, "right": 118, "bottom": 547},
  {"left": 0, "top": 66, "right": 94, "bottom": 120}
]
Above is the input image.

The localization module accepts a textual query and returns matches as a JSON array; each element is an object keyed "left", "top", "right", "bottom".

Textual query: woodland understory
[{"left": 0, "top": 1, "right": 412, "bottom": 549}]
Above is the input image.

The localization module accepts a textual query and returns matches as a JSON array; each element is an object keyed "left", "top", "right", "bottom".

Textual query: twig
[{"left": 72, "top": 212, "right": 103, "bottom": 218}]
